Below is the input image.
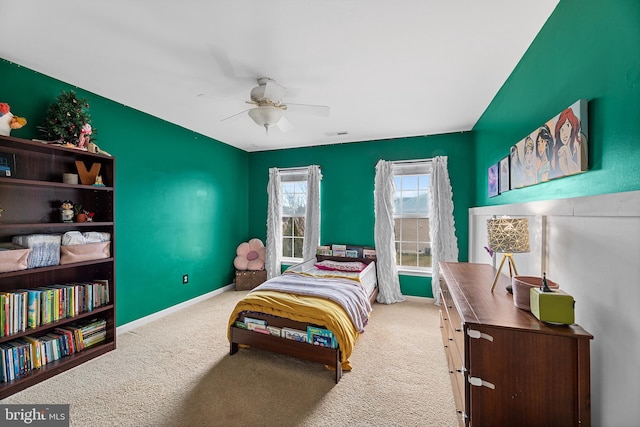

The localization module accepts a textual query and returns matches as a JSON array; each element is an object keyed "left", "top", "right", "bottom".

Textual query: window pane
[
  {"left": 417, "top": 242, "right": 432, "bottom": 267},
  {"left": 401, "top": 175, "right": 419, "bottom": 191},
  {"left": 417, "top": 218, "right": 430, "bottom": 241},
  {"left": 293, "top": 217, "right": 305, "bottom": 237},
  {"left": 294, "top": 195, "right": 306, "bottom": 215},
  {"left": 400, "top": 218, "right": 418, "bottom": 242},
  {"left": 294, "top": 182, "right": 307, "bottom": 193},
  {"left": 293, "top": 238, "right": 304, "bottom": 258},
  {"left": 282, "top": 217, "right": 293, "bottom": 237},
  {"left": 282, "top": 182, "right": 296, "bottom": 196},
  {"left": 283, "top": 237, "right": 293, "bottom": 258}
]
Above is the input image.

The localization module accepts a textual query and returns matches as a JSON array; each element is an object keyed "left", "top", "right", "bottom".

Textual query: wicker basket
[
  {"left": 0, "top": 243, "right": 32, "bottom": 273},
  {"left": 235, "top": 270, "right": 267, "bottom": 290}
]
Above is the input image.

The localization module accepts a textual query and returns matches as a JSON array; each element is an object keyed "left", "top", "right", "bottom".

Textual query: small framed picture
[
  {"left": 488, "top": 162, "right": 499, "bottom": 197},
  {"left": 499, "top": 156, "right": 510, "bottom": 193},
  {"left": 0, "top": 152, "right": 16, "bottom": 177}
]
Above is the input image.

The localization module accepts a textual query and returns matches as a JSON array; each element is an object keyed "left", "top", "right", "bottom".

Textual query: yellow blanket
[{"left": 227, "top": 290, "right": 360, "bottom": 370}]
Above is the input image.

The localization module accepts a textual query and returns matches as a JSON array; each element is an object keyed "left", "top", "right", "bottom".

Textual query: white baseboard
[
  {"left": 403, "top": 295, "right": 436, "bottom": 304},
  {"left": 116, "top": 284, "right": 235, "bottom": 335}
]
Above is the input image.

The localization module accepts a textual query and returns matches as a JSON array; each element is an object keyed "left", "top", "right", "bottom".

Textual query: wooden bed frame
[{"left": 229, "top": 254, "right": 378, "bottom": 383}]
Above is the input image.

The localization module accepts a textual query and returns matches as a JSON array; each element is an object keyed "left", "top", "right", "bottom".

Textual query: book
[
  {"left": 234, "top": 321, "right": 247, "bottom": 329},
  {"left": 281, "top": 327, "right": 308, "bottom": 343},
  {"left": 331, "top": 244, "right": 347, "bottom": 256},
  {"left": 363, "top": 248, "right": 377, "bottom": 259},
  {"left": 346, "top": 246, "right": 363, "bottom": 258},
  {"left": 266, "top": 326, "right": 281, "bottom": 337},
  {"left": 307, "top": 326, "right": 336, "bottom": 348},
  {"left": 243, "top": 317, "right": 266, "bottom": 327},
  {"left": 316, "top": 246, "right": 332, "bottom": 256}
]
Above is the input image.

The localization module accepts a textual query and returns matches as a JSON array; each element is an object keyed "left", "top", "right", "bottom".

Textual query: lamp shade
[
  {"left": 487, "top": 217, "right": 530, "bottom": 253},
  {"left": 248, "top": 106, "right": 283, "bottom": 128}
]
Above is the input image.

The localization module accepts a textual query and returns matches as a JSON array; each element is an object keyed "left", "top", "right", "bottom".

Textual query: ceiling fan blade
[
  {"left": 276, "top": 116, "right": 294, "bottom": 133},
  {"left": 285, "top": 103, "right": 330, "bottom": 117},
  {"left": 220, "top": 108, "right": 251, "bottom": 122},
  {"left": 263, "top": 79, "right": 287, "bottom": 102}
]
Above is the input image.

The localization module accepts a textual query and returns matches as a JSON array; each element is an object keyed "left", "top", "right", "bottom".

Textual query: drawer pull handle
[
  {"left": 469, "top": 376, "right": 495, "bottom": 389},
  {"left": 467, "top": 329, "right": 494, "bottom": 342}
]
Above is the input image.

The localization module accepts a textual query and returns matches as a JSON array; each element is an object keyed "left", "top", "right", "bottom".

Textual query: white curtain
[
  {"left": 374, "top": 160, "right": 406, "bottom": 304},
  {"left": 303, "top": 165, "right": 322, "bottom": 261},
  {"left": 429, "top": 156, "right": 459, "bottom": 305},
  {"left": 265, "top": 167, "right": 282, "bottom": 279}
]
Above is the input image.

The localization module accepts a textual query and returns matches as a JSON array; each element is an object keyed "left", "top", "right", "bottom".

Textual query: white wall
[{"left": 469, "top": 190, "right": 640, "bottom": 427}]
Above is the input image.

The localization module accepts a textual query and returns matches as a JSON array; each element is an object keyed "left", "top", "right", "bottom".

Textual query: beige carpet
[{"left": 3, "top": 290, "right": 458, "bottom": 427}]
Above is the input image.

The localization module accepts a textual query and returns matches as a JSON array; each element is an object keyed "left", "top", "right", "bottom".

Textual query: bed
[{"left": 228, "top": 254, "right": 378, "bottom": 383}]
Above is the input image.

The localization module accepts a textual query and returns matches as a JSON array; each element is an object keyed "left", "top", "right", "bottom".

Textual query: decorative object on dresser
[
  {"left": 439, "top": 262, "right": 592, "bottom": 427},
  {"left": 486, "top": 217, "right": 530, "bottom": 292},
  {"left": 0, "top": 134, "right": 115, "bottom": 399},
  {"left": 511, "top": 274, "right": 559, "bottom": 311}
]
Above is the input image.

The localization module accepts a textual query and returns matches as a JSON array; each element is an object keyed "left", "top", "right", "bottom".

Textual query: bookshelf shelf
[{"left": 0, "top": 134, "right": 116, "bottom": 398}]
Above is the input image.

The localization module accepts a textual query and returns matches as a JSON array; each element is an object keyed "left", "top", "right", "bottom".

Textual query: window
[
  {"left": 281, "top": 173, "right": 308, "bottom": 260},
  {"left": 393, "top": 162, "right": 431, "bottom": 270}
]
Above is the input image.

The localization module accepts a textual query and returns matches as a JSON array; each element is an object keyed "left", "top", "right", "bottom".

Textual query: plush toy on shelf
[{"left": 0, "top": 103, "right": 27, "bottom": 136}]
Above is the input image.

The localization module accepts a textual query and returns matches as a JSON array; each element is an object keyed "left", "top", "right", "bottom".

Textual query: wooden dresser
[{"left": 439, "top": 262, "right": 592, "bottom": 427}]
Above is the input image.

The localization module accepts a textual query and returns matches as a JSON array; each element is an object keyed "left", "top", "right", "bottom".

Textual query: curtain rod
[
  {"left": 391, "top": 158, "right": 432, "bottom": 165},
  {"left": 278, "top": 166, "right": 317, "bottom": 173}
]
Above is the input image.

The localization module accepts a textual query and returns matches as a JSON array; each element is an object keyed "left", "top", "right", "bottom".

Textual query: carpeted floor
[{"left": 2, "top": 290, "right": 458, "bottom": 427}]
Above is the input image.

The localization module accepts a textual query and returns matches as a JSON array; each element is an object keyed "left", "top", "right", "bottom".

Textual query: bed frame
[{"left": 229, "top": 253, "right": 378, "bottom": 383}]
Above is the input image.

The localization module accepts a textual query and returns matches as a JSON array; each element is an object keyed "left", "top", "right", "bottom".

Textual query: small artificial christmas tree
[{"left": 39, "top": 90, "right": 97, "bottom": 145}]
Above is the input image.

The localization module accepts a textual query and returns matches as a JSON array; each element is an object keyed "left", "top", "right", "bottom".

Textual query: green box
[{"left": 530, "top": 288, "right": 575, "bottom": 325}]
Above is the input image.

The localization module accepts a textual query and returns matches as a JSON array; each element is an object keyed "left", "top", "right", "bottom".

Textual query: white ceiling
[{"left": 0, "top": 1, "right": 559, "bottom": 152}]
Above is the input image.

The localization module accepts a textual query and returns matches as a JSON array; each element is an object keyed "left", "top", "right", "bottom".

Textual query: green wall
[
  {"left": 248, "top": 133, "right": 475, "bottom": 298},
  {"left": 474, "top": 0, "right": 640, "bottom": 206},
  {"left": 1, "top": 59, "right": 249, "bottom": 325}
]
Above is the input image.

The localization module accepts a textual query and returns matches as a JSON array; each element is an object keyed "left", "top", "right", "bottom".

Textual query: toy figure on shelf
[
  {"left": 93, "top": 175, "right": 105, "bottom": 186},
  {"left": 61, "top": 200, "right": 74, "bottom": 222}
]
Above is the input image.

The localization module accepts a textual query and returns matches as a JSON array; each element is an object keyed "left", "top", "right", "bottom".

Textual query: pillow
[
  {"left": 234, "top": 238, "right": 266, "bottom": 270},
  {"left": 314, "top": 260, "right": 367, "bottom": 272}
]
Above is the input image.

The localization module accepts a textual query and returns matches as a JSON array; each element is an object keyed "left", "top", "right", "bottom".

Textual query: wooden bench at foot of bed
[{"left": 229, "top": 313, "right": 343, "bottom": 383}]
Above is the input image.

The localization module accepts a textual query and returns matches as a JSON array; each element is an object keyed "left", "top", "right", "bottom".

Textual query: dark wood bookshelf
[{"left": 0, "top": 134, "right": 116, "bottom": 398}]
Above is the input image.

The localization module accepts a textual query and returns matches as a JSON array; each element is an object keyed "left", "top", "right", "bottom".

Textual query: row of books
[
  {"left": 0, "top": 280, "right": 110, "bottom": 337},
  {"left": 0, "top": 318, "right": 107, "bottom": 383},
  {"left": 317, "top": 244, "right": 376, "bottom": 259},
  {"left": 235, "top": 317, "right": 337, "bottom": 348}
]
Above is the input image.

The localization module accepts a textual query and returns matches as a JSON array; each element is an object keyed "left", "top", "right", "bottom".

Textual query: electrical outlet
[{"left": 182, "top": 274, "right": 189, "bottom": 284}]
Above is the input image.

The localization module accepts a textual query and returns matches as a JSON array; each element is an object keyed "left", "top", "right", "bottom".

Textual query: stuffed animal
[
  {"left": 234, "top": 238, "right": 266, "bottom": 270},
  {"left": 0, "top": 103, "right": 27, "bottom": 136}
]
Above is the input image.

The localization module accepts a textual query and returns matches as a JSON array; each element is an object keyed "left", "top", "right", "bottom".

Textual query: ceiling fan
[{"left": 220, "top": 77, "right": 330, "bottom": 134}]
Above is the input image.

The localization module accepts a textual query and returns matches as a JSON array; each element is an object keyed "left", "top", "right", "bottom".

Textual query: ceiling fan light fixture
[{"left": 248, "top": 106, "right": 283, "bottom": 132}]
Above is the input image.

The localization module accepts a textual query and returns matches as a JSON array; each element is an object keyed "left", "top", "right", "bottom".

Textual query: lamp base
[{"left": 490, "top": 253, "right": 519, "bottom": 293}]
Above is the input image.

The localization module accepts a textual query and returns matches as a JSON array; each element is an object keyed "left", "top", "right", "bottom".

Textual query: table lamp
[{"left": 487, "top": 217, "right": 530, "bottom": 292}]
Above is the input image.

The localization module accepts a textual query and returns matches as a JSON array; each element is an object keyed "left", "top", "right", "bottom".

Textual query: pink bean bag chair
[{"left": 233, "top": 238, "right": 266, "bottom": 270}]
